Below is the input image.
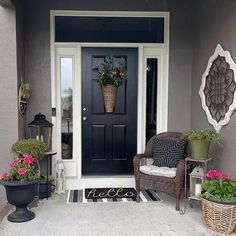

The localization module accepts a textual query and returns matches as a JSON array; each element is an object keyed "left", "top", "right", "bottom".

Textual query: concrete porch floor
[{"left": 0, "top": 192, "right": 235, "bottom": 236}]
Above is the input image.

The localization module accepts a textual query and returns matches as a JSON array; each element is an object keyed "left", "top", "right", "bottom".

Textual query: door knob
[
  {"left": 82, "top": 116, "right": 87, "bottom": 121},
  {"left": 82, "top": 107, "right": 87, "bottom": 111}
]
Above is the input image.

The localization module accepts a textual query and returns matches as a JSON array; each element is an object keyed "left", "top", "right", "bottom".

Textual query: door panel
[{"left": 82, "top": 48, "right": 138, "bottom": 175}]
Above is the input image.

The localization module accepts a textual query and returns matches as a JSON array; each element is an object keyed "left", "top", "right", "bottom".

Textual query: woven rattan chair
[{"left": 133, "top": 132, "right": 187, "bottom": 211}]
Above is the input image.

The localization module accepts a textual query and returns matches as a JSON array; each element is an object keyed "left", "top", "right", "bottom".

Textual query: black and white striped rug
[{"left": 67, "top": 188, "right": 162, "bottom": 203}]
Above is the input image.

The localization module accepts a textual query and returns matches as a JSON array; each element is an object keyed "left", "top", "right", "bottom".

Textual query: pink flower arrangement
[
  {"left": 17, "top": 168, "right": 27, "bottom": 175},
  {"left": 218, "top": 172, "right": 229, "bottom": 179},
  {"left": 1, "top": 154, "right": 38, "bottom": 182},
  {"left": 202, "top": 170, "right": 236, "bottom": 202},
  {"left": 1, "top": 171, "right": 8, "bottom": 180},
  {"left": 207, "top": 170, "right": 229, "bottom": 179},
  {"left": 23, "top": 155, "right": 34, "bottom": 165},
  {"left": 10, "top": 158, "right": 19, "bottom": 167}
]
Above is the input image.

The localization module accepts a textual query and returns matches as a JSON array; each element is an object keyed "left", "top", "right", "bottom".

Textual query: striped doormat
[{"left": 67, "top": 188, "right": 162, "bottom": 203}]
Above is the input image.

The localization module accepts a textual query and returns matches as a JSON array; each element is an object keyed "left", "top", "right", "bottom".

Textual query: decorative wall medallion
[
  {"left": 18, "top": 80, "right": 31, "bottom": 116},
  {"left": 199, "top": 44, "right": 236, "bottom": 132}
]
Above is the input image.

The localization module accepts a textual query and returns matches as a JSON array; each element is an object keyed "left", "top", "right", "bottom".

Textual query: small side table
[
  {"left": 44, "top": 150, "right": 57, "bottom": 199},
  {"left": 184, "top": 157, "right": 213, "bottom": 201}
]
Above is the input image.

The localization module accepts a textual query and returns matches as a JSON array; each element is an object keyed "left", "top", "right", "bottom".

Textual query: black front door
[{"left": 82, "top": 48, "right": 138, "bottom": 175}]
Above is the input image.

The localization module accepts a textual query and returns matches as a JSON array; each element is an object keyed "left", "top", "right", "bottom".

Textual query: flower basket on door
[
  {"left": 101, "top": 84, "right": 118, "bottom": 113},
  {"left": 98, "top": 56, "right": 126, "bottom": 113}
]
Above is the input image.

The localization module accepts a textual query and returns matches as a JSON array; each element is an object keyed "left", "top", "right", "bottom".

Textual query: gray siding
[
  {"left": 192, "top": 0, "right": 236, "bottom": 179},
  {"left": 0, "top": 5, "right": 18, "bottom": 211}
]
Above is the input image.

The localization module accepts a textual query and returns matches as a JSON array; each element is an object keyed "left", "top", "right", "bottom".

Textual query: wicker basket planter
[
  {"left": 202, "top": 197, "right": 236, "bottom": 234},
  {"left": 101, "top": 84, "right": 118, "bottom": 113}
]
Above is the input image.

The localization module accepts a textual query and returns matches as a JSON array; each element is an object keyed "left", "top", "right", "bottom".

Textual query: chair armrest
[
  {"left": 175, "top": 159, "right": 185, "bottom": 185},
  {"left": 133, "top": 154, "right": 152, "bottom": 166},
  {"left": 133, "top": 154, "right": 152, "bottom": 180}
]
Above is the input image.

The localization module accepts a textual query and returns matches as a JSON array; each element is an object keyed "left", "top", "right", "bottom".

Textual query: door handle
[
  {"left": 82, "top": 116, "right": 87, "bottom": 121},
  {"left": 82, "top": 107, "right": 87, "bottom": 112}
]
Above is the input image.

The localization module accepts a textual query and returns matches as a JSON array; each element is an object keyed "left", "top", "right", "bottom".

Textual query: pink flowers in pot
[
  {"left": 207, "top": 170, "right": 229, "bottom": 179},
  {"left": 202, "top": 170, "right": 236, "bottom": 201},
  {"left": 23, "top": 155, "right": 34, "bottom": 165},
  {"left": 10, "top": 158, "right": 19, "bottom": 167},
  {"left": 1, "top": 155, "right": 39, "bottom": 182},
  {"left": 17, "top": 168, "right": 27, "bottom": 175}
]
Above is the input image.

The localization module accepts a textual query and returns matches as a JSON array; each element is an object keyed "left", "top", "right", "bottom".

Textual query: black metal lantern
[{"left": 28, "top": 113, "right": 53, "bottom": 150}]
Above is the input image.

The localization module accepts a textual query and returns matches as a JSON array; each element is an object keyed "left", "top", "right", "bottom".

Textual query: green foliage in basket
[{"left": 12, "top": 139, "right": 47, "bottom": 161}]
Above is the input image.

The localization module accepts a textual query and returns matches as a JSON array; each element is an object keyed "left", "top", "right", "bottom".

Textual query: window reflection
[
  {"left": 61, "top": 58, "right": 73, "bottom": 159},
  {"left": 146, "top": 58, "right": 157, "bottom": 142}
]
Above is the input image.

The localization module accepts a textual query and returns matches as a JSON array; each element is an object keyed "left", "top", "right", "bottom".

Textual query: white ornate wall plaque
[{"left": 199, "top": 44, "right": 236, "bottom": 132}]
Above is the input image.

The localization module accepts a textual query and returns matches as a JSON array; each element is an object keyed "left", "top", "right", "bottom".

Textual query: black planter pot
[
  {"left": 36, "top": 180, "right": 55, "bottom": 199},
  {"left": 0, "top": 179, "right": 39, "bottom": 223}
]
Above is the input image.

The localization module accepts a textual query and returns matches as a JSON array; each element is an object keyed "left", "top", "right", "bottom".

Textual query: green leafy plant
[
  {"left": 40, "top": 175, "right": 54, "bottom": 183},
  {"left": 12, "top": 139, "right": 47, "bottom": 161},
  {"left": 202, "top": 170, "right": 236, "bottom": 202},
  {"left": 1, "top": 155, "right": 39, "bottom": 181},
  {"left": 98, "top": 56, "right": 126, "bottom": 86},
  {"left": 184, "top": 128, "right": 220, "bottom": 143}
]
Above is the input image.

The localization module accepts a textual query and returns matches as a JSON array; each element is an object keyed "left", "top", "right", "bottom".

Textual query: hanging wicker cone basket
[
  {"left": 101, "top": 84, "right": 118, "bottom": 113},
  {"left": 202, "top": 198, "right": 236, "bottom": 234}
]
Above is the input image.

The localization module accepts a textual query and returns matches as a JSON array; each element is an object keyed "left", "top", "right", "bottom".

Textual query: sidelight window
[
  {"left": 146, "top": 58, "right": 158, "bottom": 142},
  {"left": 60, "top": 58, "right": 73, "bottom": 159}
]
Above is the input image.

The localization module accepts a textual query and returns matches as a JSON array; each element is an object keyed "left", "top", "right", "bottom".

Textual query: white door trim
[{"left": 50, "top": 11, "right": 169, "bottom": 189}]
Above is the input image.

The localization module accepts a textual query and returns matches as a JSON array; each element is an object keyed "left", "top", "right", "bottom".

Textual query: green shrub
[
  {"left": 184, "top": 128, "right": 220, "bottom": 142},
  {"left": 12, "top": 139, "right": 47, "bottom": 161}
]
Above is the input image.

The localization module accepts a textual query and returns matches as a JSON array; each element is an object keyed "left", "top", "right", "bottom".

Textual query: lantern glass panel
[
  {"left": 28, "top": 127, "right": 40, "bottom": 139},
  {"left": 41, "top": 126, "right": 52, "bottom": 150},
  {"left": 190, "top": 176, "right": 203, "bottom": 198}
]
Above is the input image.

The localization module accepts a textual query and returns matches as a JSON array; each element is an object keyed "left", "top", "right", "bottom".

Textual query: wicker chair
[{"left": 133, "top": 132, "right": 187, "bottom": 211}]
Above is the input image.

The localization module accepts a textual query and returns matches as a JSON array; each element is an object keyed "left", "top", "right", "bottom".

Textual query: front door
[{"left": 82, "top": 48, "right": 138, "bottom": 175}]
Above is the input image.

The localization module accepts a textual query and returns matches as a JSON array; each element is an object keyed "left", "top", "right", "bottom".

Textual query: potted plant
[
  {"left": 0, "top": 154, "right": 40, "bottom": 222},
  {"left": 202, "top": 170, "right": 236, "bottom": 234},
  {"left": 37, "top": 175, "right": 55, "bottom": 199},
  {"left": 12, "top": 139, "right": 55, "bottom": 199},
  {"left": 12, "top": 139, "right": 46, "bottom": 161},
  {"left": 184, "top": 128, "right": 220, "bottom": 159},
  {"left": 98, "top": 56, "right": 126, "bottom": 113}
]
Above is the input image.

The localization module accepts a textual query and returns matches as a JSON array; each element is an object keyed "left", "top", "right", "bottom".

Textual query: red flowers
[
  {"left": 1, "top": 154, "right": 37, "bottom": 181},
  {"left": 1, "top": 171, "right": 8, "bottom": 180},
  {"left": 23, "top": 155, "right": 34, "bottom": 165},
  {"left": 207, "top": 170, "right": 229, "bottom": 179},
  {"left": 17, "top": 168, "right": 27, "bottom": 175},
  {"left": 10, "top": 158, "right": 19, "bottom": 167},
  {"left": 218, "top": 172, "right": 229, "bottom": 179}
]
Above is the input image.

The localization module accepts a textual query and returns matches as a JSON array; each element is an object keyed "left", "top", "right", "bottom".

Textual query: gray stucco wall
[
  {"left": 0, "top": 5, "right": 18, "bottom": 210},
  {"left": 22, "top": 0, "right": 192, "bottom": 132},
  {"left": 191, "top": 1, "right": 236, "bottom": 179},
  {"left": 15, "top": 0, "right": 25, "bottom": 139}
]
